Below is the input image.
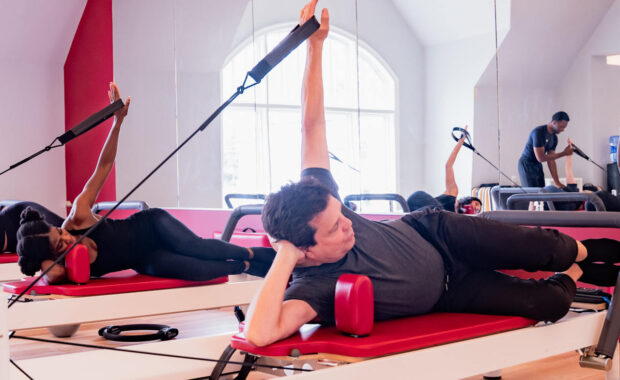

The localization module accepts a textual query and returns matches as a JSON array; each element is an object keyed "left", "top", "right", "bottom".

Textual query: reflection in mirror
[
  {"left": 113, "top": 0, "right": 256, "bottom": 208},
  {"left": 492, "top": 0, "right": 620, "bottom": 195},
  {"left": 112, "top": 1, "right": 502, "bottom": 211},
  {"left": 222, "top": 0, "right": 363, "bottom": 204},
  {"left": 360, "top": 1, "right": 499, "bottom": 212}
]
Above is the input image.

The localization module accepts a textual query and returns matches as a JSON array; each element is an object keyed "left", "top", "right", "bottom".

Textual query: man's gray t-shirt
[{"left": 283, "top": 168, "right": 446, "bottom": 324}]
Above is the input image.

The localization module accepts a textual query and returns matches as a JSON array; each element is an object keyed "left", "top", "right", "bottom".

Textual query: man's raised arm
[{"left": 301, "top": 0, "right": 330, "bottom": 171}]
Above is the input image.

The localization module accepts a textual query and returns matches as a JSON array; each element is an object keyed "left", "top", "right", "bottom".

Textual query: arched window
[{"left": 221, "top": 25, "right": 396, "bottom": 206}]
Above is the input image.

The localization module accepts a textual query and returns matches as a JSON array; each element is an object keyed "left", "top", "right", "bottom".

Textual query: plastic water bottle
[{"left": 611, "top": 135, "right": 619, "bottom": 163}]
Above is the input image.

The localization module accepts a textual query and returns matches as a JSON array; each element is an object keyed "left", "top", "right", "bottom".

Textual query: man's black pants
[{"left": 402, "top": 209, "right": 578, "bottom": 322}]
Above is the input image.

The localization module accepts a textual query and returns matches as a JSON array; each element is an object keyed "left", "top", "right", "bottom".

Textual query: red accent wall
[{"left": 64, "top": 0, "right": 115, "bottom": 205}]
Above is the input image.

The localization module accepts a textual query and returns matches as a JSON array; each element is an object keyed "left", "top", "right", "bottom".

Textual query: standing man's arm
[
  {"left": 564, "top": 139, "right": 576, "bottom": 185},
  {"left": 533, "top": 145, "right": 572, "bottom": 163},
  {"left": 547, "top": 155, "right": 564, "bottom": 188},
  {"left": 301, "top": 0, "right": 330, "bottom": 171}
]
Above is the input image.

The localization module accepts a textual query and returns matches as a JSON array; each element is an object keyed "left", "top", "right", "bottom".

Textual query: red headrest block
[
  {"left": 335, "top": 274, "right": 374, "bottom": 336},
  {"left": 64, "top": 244, "right": 90, "bottom": 284}
]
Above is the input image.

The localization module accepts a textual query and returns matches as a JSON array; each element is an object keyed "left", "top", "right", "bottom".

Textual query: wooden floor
[{"left": 9, "top": 307, "right": 613, "bottom": 379}]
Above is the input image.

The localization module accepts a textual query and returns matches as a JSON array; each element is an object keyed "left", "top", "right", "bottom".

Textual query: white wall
[
  {"left": 0, "top": 64, "right": 68, "bottom": 215},
  {"left": 557, "top": 0, "right": 620, "bottom": 187},
  {"left": 425, "top": 32, "right": 498, "bottom": 196},
  {"left": 473, "top": 0, "right": 614, "bottom": 188},
  {"left": 356, "top": 0, "right": 425, "bottom": 196},
  {"left": 113, "top": 0, "right": 425, "bottom": 207},
  {"left": 0, "top": 0, "right": 86, "bottom": 215}
]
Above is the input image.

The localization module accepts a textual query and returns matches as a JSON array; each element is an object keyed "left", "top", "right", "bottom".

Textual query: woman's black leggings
[{"left": 132, "top": 209, "right": 274, "bottom": 281}]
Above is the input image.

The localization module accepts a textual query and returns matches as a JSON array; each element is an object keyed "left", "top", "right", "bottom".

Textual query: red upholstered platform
[
  {"left": 0, "top": 253, "right": 18, "bottom": 264},
  {"left": 2, "top": 269, "right": 227, "bottom": 297},
  {"left": 231, "top": 313, "right": 536, "bottom": 358},
  {"left": 214, "top": 232, "right": 271, "bottom": 248}
]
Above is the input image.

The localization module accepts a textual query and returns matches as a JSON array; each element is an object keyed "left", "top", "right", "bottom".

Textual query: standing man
[{"left": 518, "top": 111, "right": 573, "bottom": 188}]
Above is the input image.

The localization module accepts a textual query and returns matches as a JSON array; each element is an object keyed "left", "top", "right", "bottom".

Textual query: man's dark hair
[
  {"left": 262, "top": 178, "right": 331, "bottom": 249},
  {"left": 456, "top": 196, "right": 482, "bottom": 214},
  {"left": 16, "top": 207, "right": 53, "bottom": 276},
  {"left": 552, "top": 111, "right": 569, "bottom": 122}
]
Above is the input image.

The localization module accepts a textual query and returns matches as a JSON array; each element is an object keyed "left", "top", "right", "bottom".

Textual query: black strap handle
[
  {"left": 451, "top": 127, "right": 475, "bottom": 151},
  {"left": 248, "top": 16, "right": 320, "bottom": 83}
]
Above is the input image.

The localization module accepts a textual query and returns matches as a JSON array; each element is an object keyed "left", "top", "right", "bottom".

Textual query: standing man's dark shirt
[
  {"left": 518, "top": 125, "right": 558, "bottom": 187},
  {"left": 521, "top": 125, "right": 558, "bottom": 163}
]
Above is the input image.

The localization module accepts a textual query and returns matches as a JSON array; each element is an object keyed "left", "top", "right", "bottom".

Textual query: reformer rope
[
  {"left": 10, "top": 358, "right": 34, "bottom": 380},
  {"left": 452, "top": 127, "right": 524, "bottom": 190},
  {"left": 10, "top": 334, "right": 313, "bottom": 373},
  {"left": 0, "top": 137, "right": 62, "bottom": 176},
  {"left": 493, "top": 0, "right": 502, "bottom": 189}
]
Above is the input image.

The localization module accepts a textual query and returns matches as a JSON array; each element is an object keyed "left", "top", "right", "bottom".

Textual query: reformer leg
[
  {"left": 482, "top": 369, "right": 502, "bottom": 379},
  {"left": 607, "top": 345, "right": 620, "bottom": 380},
  {"left": 580, "top": 272, "right": 620, "bottom": 373},
  {"left": 596, "top": 273, "right": 620, "bottom": 358},
  {"left": 210, "top": 344, "right": 237, "bottom": 380}
]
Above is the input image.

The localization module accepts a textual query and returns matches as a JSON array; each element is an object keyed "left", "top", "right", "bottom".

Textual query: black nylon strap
[{"left": 10, "top": 334, "right": 314, "bottom": 372}]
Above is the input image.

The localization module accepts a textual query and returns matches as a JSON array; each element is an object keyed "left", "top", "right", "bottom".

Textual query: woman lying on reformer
[
  {"left": 406, "top": 126, "right": 483, "bottom": 214},
  {"left": 16, "top": 83, "right": 275, "bottom": 284}
]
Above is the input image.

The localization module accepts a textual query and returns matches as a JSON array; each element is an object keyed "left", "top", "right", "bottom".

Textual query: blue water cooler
[{"left": 609, "top": 135, "right": 619, "bottom": 193}]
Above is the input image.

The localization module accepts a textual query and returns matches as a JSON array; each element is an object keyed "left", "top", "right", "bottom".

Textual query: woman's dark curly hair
[
  {"left": 16, "top": 207, "right": 53, "bottom": 276},
  {"left": 456, "top": 196, "right": 482, "bottom": 214}
]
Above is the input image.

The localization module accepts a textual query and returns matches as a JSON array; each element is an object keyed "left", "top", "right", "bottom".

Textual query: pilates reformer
[
  {"left": 224, "top": 193, "right": 266, "bottom": 209},
  {"left": 2, "top": 13, "right": 324, "bottom": 379},
  {"left": 343, "top": 193, "right": 410, "bottom": 213},
  {"left": 0, "top": 201, "right": 148, "bottom": 283},
  {"left": 490, "top": 185, "right": 543, "bottom": 210},
  {"left": 2, "top": 210, "right": 618, "bottom": 379},
  {"left": 2, "top": 208, "right": 398, "bottom": 379},
  {"left": 506, "top": 192, "right": 607, "bottom": 211},
  {"left": 202, "top": 210, "right": 620, "bottom": 380},
  {"left": 1, "top": 206, "right": 267, "bottom": 333}
]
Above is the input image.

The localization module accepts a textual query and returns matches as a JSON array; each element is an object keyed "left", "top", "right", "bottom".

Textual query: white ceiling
[
  {"left": 391, "top": 0, "right": 506, "bottom": 46},
  {"left": 478, "top": 0, "right": 614, "bottom": 87},
  {"left": 0, "top": 0, "right": 86, "bottom": 65},
  {"left": 0, "top": 0, "right": 614, "bottom": 89}
]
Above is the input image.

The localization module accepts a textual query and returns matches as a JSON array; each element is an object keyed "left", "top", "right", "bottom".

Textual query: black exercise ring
[
  {"left": 451, "top": 127, "right": 475, "bottom": 151},
  {"left": 98, "top": 324, "right": 178, "bottom": 342}
]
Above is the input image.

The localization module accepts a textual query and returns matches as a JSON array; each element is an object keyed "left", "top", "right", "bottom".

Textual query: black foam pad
[
  {"left": 248, "top": 16, "right": 320, "bottom": 83},
  {"left": 58, "top": 99, "right": 124, "bottom": 145}
]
